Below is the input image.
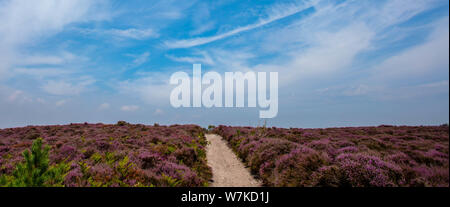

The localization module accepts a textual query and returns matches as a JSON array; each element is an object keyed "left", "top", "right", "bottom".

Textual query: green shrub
[
  {"left": 90, "top": 152, "right": 103, "bottom": 164},
  {"left": 117, "top": 121, "right": 128, "bottom": 126},
  {"left": 0, "top": 138, "right": 70, "bottom": 187},
  {"left": 162, "top": 174, "right": 181, "bottom": 187},
  {"left": 116, "top": 156, "right": 134, "bottom": 179}
]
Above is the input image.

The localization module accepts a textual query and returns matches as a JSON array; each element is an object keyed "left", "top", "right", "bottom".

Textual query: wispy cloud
[
  {"left": 0, "top": 0, "right": 448, "bottom": 128},
  {"left": 246, "top": 0, "right": 446, "bottom": 87},
  {"left": 189, "top": 21, "right": 216, "bottom": 36},
  {"left": 99, "top": 103, "right": 110, "bottom": 110},
  {"left": 118, "top": 74, "right": 172, "bottom": 106},
  {"left": 121, "top": 105, "right": 139, "bottom": 112},
  {"left": 55, "top": 99, "right": 68, "bottom": 107},
  {"left": 109, "top": 28, "right": 159, "bottom": 39},
  {"left": 12, "top": 67, "right": 73, "bottom": 78},
  {"left": 7, "top": 90, "right": 29, "bottom": 103},
  {"left": 132, "top": 52, "right": 151, "bottom": 66},
  {"left": 167, "top": 51, "right": 214, "bottom": 65},
  {"left": 0, "top": 0, "right": 109, "bottom": 46},
  {"left": 77, "top": 28, "right": 159, "bottom": 40},
  {"left": 18, "top": 52, "right": 76, "bottom": 66},
  {"left": 41, "top": 76, "right": 96, "bottom": 96},
  {"left": 164, "top": 1, "right": 316, "bottom": 48},
  {"left": 0, "top": 0, "right": 109, "bottom": 79},
  {"left": 188, "top": 2, "right": 215, "bottom": 36},
  {"left": 371, "top": 17, "right": 449, "bottom": 82}
]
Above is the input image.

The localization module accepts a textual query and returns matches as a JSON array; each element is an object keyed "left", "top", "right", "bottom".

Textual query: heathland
[
  {"left": 0, "top": 123, "right": 448, "bottom": 187},
  {"left": 212, "top": 125, "right": 449, "bottom": 187}
]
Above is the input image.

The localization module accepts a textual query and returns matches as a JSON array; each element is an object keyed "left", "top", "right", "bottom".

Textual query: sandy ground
[{"left": 206, "top": 134, "right": 261, "bottom": 187}]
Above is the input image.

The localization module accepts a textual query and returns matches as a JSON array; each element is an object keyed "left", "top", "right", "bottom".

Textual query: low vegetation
[
  {"left": 213, "top": 125, "right": 449, "bottom": 187},
  {"left": 0, "top": 122, "right": 211, "bottom": 187}
]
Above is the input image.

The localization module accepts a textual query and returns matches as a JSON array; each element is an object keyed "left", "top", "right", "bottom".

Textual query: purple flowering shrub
[
  {"left": 213, "top": 125, "right": 449, "bottom": 187},
  {"left": 334, "top": 153, "right": 403, "bottom": 187},
  {"left": 273, "top": 147, "right": 329, "bottom": 187},
  {"left": 0, "top": 123, "right": 211, "bottom": 187}
]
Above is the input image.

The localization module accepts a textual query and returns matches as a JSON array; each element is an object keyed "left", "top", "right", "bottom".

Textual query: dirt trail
[{"left": 206, "top": 134, "right": 261, "bottom": 187}]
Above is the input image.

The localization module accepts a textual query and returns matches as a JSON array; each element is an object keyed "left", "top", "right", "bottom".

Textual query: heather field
[
  {"left": 0, "top": 122, "right": 211, "bottom": 187},
  {"left": 1, "top": 123, "right": 448, "bottom": 187},
  {"left": 212, "top": 125, "right": 449, "bottom": 187}
]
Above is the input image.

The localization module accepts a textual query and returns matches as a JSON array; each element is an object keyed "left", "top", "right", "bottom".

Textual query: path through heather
[{"left": 206, "top": 134, "right": 261, "bottom": 187}]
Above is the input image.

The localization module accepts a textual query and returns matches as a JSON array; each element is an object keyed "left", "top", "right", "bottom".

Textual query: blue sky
[{"left": 0, "top": 0, "right": 448, "bottom": 128}]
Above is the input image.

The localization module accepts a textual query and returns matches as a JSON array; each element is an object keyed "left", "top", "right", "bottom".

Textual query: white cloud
[
  {"left": 110, "top": 28, "right": 158, "bottom": 39},
  {"left": 371, "top": 17, "right": 449, "bottom": 82},
  {"left": 150, "top": 0, "right": 196, "bottom": 20},
  {"left": 121, "top": 105, "right": 139, "bottom": 112},
  {"left": 189, "top": 21, "right": 215, "bottom": 36},
  {"left": 99, "top": 103, "right": 110, "bottom": 110},
  {"left": 55, "top": 99, "right": 67, "bottom": 107},
  {"left": 0, "top": 0, "right": 109, "bottom": 46},
  {"left": 373, "top": 0, "right": 441, "bottom": 28},
  {"left": 214, "top": 0, "right": 445, "bottom": 89},
  {"left": 207, "top": 49, "right": 255, "bottom": 71},
  {"left": 2, "top": 88, "right": 40, "bottom": 104},
  {"left": 167, "top": 51, "right": 215, "bottom": 65},
  {"left": 20, "top": 55, "right": 65, "bottom": 65},
  {"left": 18, "top": 52, "right": 78, "bottom": 66},
  {"left": 314, "top": 17, "right": 449, "bottom": 100},
  {"left": 253, "top": 22, "right": 375, "bottom": 86},
  {"left": 316, "top": 17, "right": 449, "bottom": 100},
  {"left": 7, "top": 90, "right": 28, "bottom": 102},
  {"left": 131, "top": 52, "right": 151, "bottom": 66},
  {"left": 36, "top": 98, "right": 46, "bottom": 104},
  {"left": 375, "top": 80, "right": 449, "bottom": 100},
  {"left": 77, "top": 27, "right": 159, "bottom": 40},
  {"left": 118, "top": 74, "right": 173, "bottom": 105},
  {"left": 342, "top": 84, "right": 370, "bottom": 96},
  {"left": 164, "top": 1, "right": 317, "bottom": 48},
  {"left": 0, "top": 0, "right": 109, "bottom": 78},
  {"left": 13, "top": 67, "right": 73, "bottom": 78},
  {"left": 158, "top": 11, "right": 183, "bottom": 19},
  {"left": 41, "top": 77, "right": 96, "bottom": 96},
  {"left": 97, "top": 28, "right": 159, "bottom": 39},
  {"left": 189, "top": 3, "right": 215, "bottom": 36},
  {"left": 418, "top": 80, "right": 449, "bottom": 89},
  {"left": 293, "top": 23, "right": 373, "bottom": 72}
]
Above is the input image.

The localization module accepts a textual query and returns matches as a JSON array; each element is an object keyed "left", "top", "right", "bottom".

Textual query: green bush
[
  {"left": 0, "top": 138, "right": 70, "bottom": 187},
  {"left": 117, "top": 121, "right": 128, "bottom": 126}
]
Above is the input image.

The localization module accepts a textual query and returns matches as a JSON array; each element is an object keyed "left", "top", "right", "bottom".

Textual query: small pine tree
[
  {"left": 0, "top": 138, "right": 70, "bottom": 187},
  {"left": 12, "top": 138, "right": 51, "bottom": 186}
]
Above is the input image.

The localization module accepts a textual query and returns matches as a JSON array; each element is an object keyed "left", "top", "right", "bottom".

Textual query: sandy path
[{"left": 206, "top": 134, "right": 261, "bottom": 187}]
